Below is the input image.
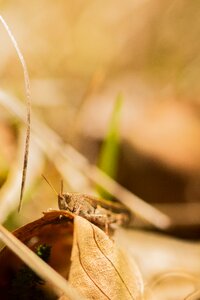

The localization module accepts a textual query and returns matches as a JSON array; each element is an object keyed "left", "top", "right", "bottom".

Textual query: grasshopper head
[
  {"left": 58, "top": 179, "right": 67, "bottom": 210},
  {"left": 42, "top": 175, "right": 73, "bottom": 212},
  {"left": 58, "top": 193, "right": 72, "bottom": 211}
]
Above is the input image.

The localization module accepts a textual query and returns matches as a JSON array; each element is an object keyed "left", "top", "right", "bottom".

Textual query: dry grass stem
[
  {"left": 149, "top": 271, "right": 200, "bottom": 291},
  {"left": 0, "top": 15, "right": 31, "bottom": 212},
  {"left": 184, "top": 289, "right": 200, "bottom": 300}
]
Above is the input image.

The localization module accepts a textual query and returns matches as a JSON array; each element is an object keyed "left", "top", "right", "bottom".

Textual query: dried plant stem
[
  {"left": 0, "top": 15, "right": 31, "bottom": 212},
  {"left": 0, "top": 223, "right": 83, "bottom": 300},
  {"left": 149, "top": 271, "right": 200, "bottom": 291},
  {"left": 184, "top": 289, "right": 200, "bottom": 300},
  {"left": 0, "top": 90, "right": 171, "bottom": 229},
  {"left": 87, "top": 166, "right": 170, "bottom": 229}
]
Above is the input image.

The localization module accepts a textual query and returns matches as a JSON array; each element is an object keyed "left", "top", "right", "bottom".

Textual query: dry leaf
[
  {"left": 0, "top": 210, "right": 75, "bottom": 298},
  {"left": 0, "top": 211, "right": 144, "bottom": 300},
  {"left": 67, "top": 216, "right": 144, "bottom": 300}
]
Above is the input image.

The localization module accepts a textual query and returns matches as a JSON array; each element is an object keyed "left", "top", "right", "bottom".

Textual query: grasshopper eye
[{"left": 58, "top": 194, "right": 68, "bottom": 210}]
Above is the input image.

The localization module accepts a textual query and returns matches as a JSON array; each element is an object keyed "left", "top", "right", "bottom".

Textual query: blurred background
[{"left": 0, "top": 0, "right": 200, "bottom": 238}]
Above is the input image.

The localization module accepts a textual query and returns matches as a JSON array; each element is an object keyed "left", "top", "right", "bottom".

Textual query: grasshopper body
[
  {"left": 42, "top": 175, "right": 131, "bottom": 228},
  {"left": 58, "top": 192, "right": 131, "bottom": 228}
]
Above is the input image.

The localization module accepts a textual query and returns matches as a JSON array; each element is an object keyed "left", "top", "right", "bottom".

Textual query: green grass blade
[{"left": 97, "top": 93, "right": 123, "bottom": 199}]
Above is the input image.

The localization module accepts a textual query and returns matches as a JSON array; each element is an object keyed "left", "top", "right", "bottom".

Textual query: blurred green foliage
[{"left": 97, "top": 93, "right": 123, "bottom": 200}]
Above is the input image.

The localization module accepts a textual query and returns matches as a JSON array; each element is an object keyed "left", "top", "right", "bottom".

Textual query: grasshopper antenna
[
  {"left": 60, "top": 179, "right": 64, "bottom": 195},
  {"left": 42, "top": 175, "right": 58, "bottom": 196}
]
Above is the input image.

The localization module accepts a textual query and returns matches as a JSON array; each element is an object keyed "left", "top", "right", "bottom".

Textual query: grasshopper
[{"left": 43, "top": 176, "right": 132, "bottom": 229}]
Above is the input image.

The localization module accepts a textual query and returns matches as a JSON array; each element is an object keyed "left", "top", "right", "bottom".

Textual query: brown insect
[{"left": 42, "top": 176, "right": 132, "bottom": 230}]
